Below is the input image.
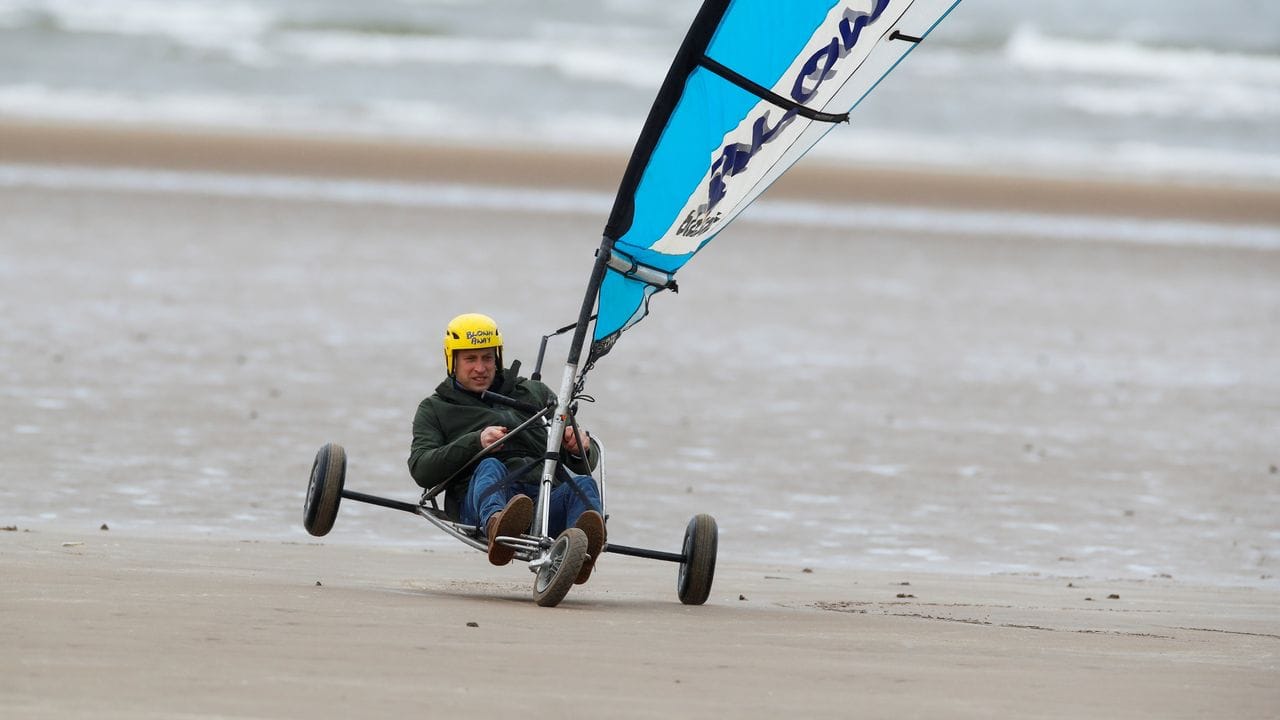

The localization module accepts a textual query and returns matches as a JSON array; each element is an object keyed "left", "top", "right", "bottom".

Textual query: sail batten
[
  {"left": 588, "top": 0, "right": 963, "bottom": 363},
  {"left": 697, "top": 56, "right": 850, "bottom": 125}
]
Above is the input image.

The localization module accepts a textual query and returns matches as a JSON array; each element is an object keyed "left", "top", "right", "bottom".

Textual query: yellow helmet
[{"left": 443, "top": 313, "right": 503, "bottom": 376}]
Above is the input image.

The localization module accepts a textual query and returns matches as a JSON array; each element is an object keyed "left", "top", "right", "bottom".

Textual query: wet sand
[
  {"left": 2, "top": 121, "right": 1279, "bottom": 717},
  {"left": 5, "top": 119, "right": 1280, "bottom": 224}
]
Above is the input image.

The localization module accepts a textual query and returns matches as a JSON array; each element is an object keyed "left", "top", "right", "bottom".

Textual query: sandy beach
[
  {"left": 2, "top": 121, "right": 1279, "bottom": 717},
  {"left": 3, "top": 529, "right": 1278, "bottom": 719},
  {"left": 4, "top": 120, "right": 1280, "bottom": 225}
]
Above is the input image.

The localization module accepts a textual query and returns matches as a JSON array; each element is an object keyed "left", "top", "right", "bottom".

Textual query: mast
[{"left": 533, "top": 236, "right": 613, "bottom": 537}]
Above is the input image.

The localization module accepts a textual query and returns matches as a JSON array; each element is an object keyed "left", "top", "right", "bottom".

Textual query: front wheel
[
  {"left": 533, "top": 527, "right": 588, "bottom": 607},
  {"left": 304, "top": 443, "right": 346, "bottom": 536},
  {"left": 677, "top": 514, "right": 718, "bottom": 605}
]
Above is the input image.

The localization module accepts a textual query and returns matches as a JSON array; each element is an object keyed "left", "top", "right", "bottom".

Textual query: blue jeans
[{"left": 459, "top": 457, "right": 602, "bottom": 536}]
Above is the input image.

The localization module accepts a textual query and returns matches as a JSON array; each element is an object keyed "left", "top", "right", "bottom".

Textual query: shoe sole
[
  {"left": 573, "top": 510, "right": 606, "bottom": 584},
  {"left": 488, "top": 495, "right": 534, "bottom": 566}
]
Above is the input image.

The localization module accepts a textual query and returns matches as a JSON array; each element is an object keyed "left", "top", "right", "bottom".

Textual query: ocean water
[{"left": 2, "top": 0, "right": 1278, "bottom": 187}]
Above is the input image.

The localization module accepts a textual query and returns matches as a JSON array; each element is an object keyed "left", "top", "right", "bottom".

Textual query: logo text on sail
[{"left": 675, "top": 0, "right": 890, "bottom": 240}]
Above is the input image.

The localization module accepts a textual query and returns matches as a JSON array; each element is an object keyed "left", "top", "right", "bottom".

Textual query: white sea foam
[
  {"left": 274, "top": 29, "right": 666, "bottom": 89},
  {"left": 276, "top": 31, "right": 551, "bottom": 67},
  {"left": 1006, "top": 25, "right": 1280, "bottom": 84},
  {"left": 0, "top": 0, "right": 273, "bottom": 61},
  {"left": 0, "top": 84, "right": 310, "bottom": 129},
  {"left": 1004, "top": 24, "right": 1280, "bottom": 126},
  {"left": 2, "top": 5, "right": 1277, "bottom": 188},
  {"left": 0, "top": 1, "right": 1274, "bottom": 193},
  {"left": 1061, "top": 82, "right": 1280, "bottom": 121}
]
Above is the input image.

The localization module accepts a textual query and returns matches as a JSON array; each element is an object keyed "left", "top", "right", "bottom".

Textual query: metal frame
[{"left": 340, "top": 433, "right": 687, "bottom": 566}]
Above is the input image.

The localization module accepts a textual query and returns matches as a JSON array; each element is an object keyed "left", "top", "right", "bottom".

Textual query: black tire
[
  {"left": 533, "top": 527, "right": 588, "bottom": 607},
  {"left": 677, "top": 514, "right": 718, "bottom": 605},
  {"left": 304, "top": 443, "right": 346, "bottom": 537}
]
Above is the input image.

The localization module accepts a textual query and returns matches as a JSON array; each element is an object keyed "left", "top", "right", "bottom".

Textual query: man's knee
[
  {"left": 570, "top": 474, "right": 602, "bottom": 502},
  {"left": 468, "top": 458, "right": 509, "bottom": 503},
  {"left": 473, "top": 457, "right": 505, "bottom": 480}
]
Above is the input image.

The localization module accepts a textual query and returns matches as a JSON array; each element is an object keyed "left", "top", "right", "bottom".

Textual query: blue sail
[{"left": 590, "top": 0, "right": 962, "bottom": 359}]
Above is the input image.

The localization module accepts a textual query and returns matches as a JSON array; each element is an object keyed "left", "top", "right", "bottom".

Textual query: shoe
[
  {"left": 573, "top": 510, "right": 606, "bottom": 584},
  {"left": 486, "top": 494, "right": 534, "bottom": 566}
]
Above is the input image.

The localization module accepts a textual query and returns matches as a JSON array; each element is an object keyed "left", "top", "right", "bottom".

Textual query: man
[{"left": 408, "top": 313, "right": 606, "bottom": 584}]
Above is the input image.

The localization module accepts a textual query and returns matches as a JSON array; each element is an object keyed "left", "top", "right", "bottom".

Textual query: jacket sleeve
[
  {"left": 562, "top": 435, "right": 600, "bottom": 476},
  {"left": 407, "top": 400, "right": 481, "bottom": 489}
]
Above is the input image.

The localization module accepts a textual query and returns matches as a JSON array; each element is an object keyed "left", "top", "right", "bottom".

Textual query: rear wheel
[
  {"left": 304, "top": 443, "right": 346, "bottom": 536},
  {"left": 533, "top": 528, "right": 588, "bottom": 607},
  {"left": 677, "top": 514, "right": 718, "bottom": 605}
]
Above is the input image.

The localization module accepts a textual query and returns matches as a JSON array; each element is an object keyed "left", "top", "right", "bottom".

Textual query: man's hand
[
  {"left": 562, "top": 426, "right": 591, "bottom": 456},
  {"left": 480, "top": 426, "right": 508, "bottom": 448}
]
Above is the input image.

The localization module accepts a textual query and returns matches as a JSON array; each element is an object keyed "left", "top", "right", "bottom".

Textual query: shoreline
[{"left": 5, "top": 119, "right": 1279, "bottom": 226}]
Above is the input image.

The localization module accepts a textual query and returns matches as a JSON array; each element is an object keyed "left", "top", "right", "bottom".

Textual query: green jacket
[{"left": 408, "top": 361, "right": 598, "bottom": 518}]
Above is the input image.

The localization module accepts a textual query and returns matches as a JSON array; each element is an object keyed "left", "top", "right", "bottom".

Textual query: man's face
[{"left": 454, "top": 348, "right": 497, "bottom": 393}]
